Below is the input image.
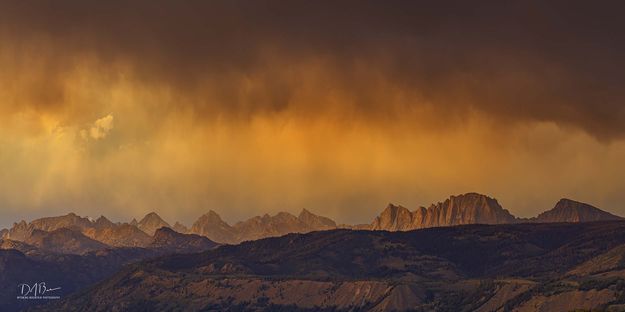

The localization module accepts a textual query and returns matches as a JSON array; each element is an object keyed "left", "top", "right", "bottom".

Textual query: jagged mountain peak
[
  {"left": 190, "top": 210, "right": 237, "bottom": 244},
  {"left": 298, "top": 209, "right": 337, "bottom": 229},
  {"left": 371, "top": 203, "right": 414, "bottom": 231},
  {"left": 372, "top": 193, "right": 517, "bottom": 231},
  {"left": 136, "top": 212, "right": 171, "bottom": 236},
  {"left": 14, "top": 220, "right": 27, "bottom": 227},
  {"left": 172, "top": 221, "right": 189, "bottom": 233},
  {"left": 381, "top": 203, "right": 410, "bottom": 214},
  {"left": 274, "top": 211, "right": 297, "bottom": 219},
  {"left": 432, "top": 192, "right": 517, "bottom": 222},
  {"left": 94, "top": 215, "right": 114, "bottom": 227},
  {"left": 443, "top": 192, "right": 501, "bottom": 208},
  {"left": 140, "top": 212, "right": 164, "bottom": 221},
  {"left": 201, "top": 210, "right": 225, "bottom": 220},
  {"left": 24, "top": 212, "right": 94, "bottom": 234},
  {"left": 299, "top": 208, "right": 313, "bottom": 215}
]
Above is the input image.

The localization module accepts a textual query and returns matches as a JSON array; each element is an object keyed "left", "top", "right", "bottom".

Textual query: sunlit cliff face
[{"left": 1, "top": 1, "right": 625, "bottom": 227}]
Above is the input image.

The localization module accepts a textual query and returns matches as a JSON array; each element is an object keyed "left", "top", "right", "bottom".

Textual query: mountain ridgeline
[
  {"left": 189, "top": 208, "right": 338, "bottom": 244},
  {"left": 185, "top": 194, "right": 622, "bottom": 243},
  {"left": 1, "top": 193, "right": 622, "bottom": 248},
  {"left": 370, "top": 194, "right": 622, "bottom": 232}
]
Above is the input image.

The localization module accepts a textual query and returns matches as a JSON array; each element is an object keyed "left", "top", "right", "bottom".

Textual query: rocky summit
[
  {"left": 533, "top": 198, "right": 623, "bottom": 223},
  {"left": 136, "top": 212, "right": 171, "bottom": 236},
  {"left": 189, "top": 210, "right": 239, "bottom": 244},
  {"left": 371, "top": 193, "right": 518, "bottom": 231}
]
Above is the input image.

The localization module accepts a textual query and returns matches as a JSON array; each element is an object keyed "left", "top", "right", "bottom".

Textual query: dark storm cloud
[{"left": 2, "top": 0, "right": 625, "bottom": 139}]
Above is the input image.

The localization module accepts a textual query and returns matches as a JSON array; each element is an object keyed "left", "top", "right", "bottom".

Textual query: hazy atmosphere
[{"left": 2, "top": 1, "right": 625, "bottom": 228}]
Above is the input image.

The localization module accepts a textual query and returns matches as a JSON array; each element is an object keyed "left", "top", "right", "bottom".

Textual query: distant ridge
[
  {"left": 148, "top": 227, "right": 219, "bottom": 253},
  {"left": 25, "top": 228, "right": 108, "bottom": 254},
  {"left": 533, "top": 198, "right": 623, "bottom": 223},
  {"left": 136, "top": 212, "right": 170, "bottom": 236},
  {"left": 190, "top": 210, "right": 239, "bottom": 244},
  {"left": 189, "top": 209, "right": 339, "bottom": 244},
  {"left": 2, "top": 193, "right": 622, "bottom": 246}
]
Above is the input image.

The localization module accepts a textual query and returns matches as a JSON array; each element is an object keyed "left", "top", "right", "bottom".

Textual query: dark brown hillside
[{"left": 42, "top": 221, "right": 625, "bottom": 311}]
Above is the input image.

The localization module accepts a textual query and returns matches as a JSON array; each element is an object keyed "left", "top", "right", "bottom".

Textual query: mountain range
[
  {"left": 2, "top": 192, "right": 624, "bottom": 311},
  {"left": 371, "top": 193, "right": 622, "bottom": 231},
  {"left": 189, "top": 208, "right": 338, "bottom": 244},
  {"left": 2, "top": 193, "right": 622, "bottom": 249}
]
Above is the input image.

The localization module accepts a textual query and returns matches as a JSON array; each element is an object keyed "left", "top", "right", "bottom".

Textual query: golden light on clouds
[
  {"left": 1, "top": 1, "right": 625, "bottom": 226},
  {"left": 82, "top": 114, "right": 114, "bottom": 140}
]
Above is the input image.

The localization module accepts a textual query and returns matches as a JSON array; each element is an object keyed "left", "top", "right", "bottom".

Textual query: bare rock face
[
  {"left": 83, "top": 224, "right": 152, "bottom": 247},
  {"left": 533, "top": 198, "right": 623, "bottom": 223},
  {"left": 93, "top": 216, "right": 115, "bottom": 229},
  {"left": 4, "top": 213, "right": 154, "bottom": 249},
  {"left": 190, "top": 209, "right": 339, "bottom": 244},
  {"left": 369, "top": 195, "right": 623, "bottom": 232},
  {"left": 29, "top": 213, "right": 94, "bottom": 232},
  {"left": 5, "top": 213, "right": 94, "bottom": 241},
  {"left": 298, "top": 208, "right": 337, "bottom": 230},
  {"left": 0, "top": 239, "right": 39, "bottom": 255},
  {"left": 233, "top": 210, "right": 340, "bottom": 242},
  {"left": 5, "top": 221, "right": 31, "bottom": 241},
  {"left": 136, "top": 212, "right": 171, "bottom": 236},
  {"left": 172, "top": 222, "right": 189, "bottom": 233},
  {"left": 25, "top": 228, "right": 109, "bottom": 254},
  {"left": 371, "top": 204, "right": 416, "bottom": 231},
  {"left": 82, "top": 216, "right": 152, "bottom": 247},
  {"left": 148, "top": 227, "right": 218, "bottom": 253},
  {"left": 424, "top": 193, "right": 518, "bottom": 226},
  {"left": 190, "top": 210, "right": 238, "bottom": 244},
  {"left": 234, "top": 212, "right": 307, "bottom": 242},
  {"left": 371, "top": 193, "right": 518, "bottom": 231}
]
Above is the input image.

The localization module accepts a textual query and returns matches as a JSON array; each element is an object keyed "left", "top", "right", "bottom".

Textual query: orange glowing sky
[{"left": 1, "top": 1, "right": 625, "bottom": 227}]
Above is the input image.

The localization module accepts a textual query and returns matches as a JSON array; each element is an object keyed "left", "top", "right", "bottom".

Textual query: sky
[{"left": 1, "top": 1, "right": 625, "bottom": 228}]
